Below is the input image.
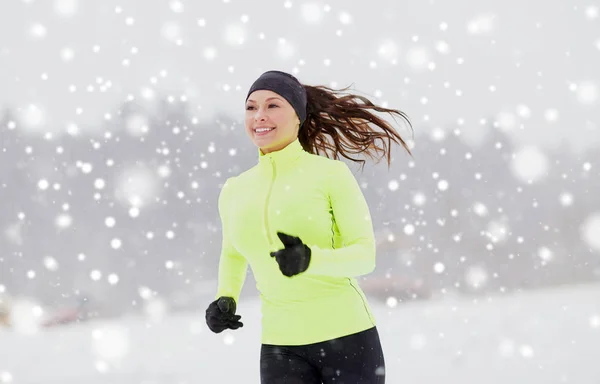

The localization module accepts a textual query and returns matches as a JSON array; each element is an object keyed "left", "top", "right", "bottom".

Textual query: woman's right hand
[{"left": 205, "top": 296, "right": 244, "bottom": 333}]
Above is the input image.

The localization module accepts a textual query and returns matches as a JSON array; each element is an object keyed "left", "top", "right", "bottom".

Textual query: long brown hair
[{"left": 298, "top": 84, "right": 413, "bottom": 168}]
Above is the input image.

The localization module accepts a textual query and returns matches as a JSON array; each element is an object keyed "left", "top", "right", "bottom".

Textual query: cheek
[
  {"left": 244, "top": 114, "right": 254, "bottom": 130},
  {"left": 271, "top": 110, "right": 289, "bottom": 127}
]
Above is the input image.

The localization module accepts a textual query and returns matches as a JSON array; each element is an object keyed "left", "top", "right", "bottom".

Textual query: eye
[
  {"left": 268, "top": 104, "right": 279, "bottom": 108},
  {"left": 245, "top": 105, "right": 255, "bottom": 110}
]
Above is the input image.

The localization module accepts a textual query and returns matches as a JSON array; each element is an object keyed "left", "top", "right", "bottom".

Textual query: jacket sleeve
[
  {"left": 215, "top": 178, "right": 248, "bottom": 303},
  {"left": 306, "top": 161, "right": 377, "bottom": 277}
]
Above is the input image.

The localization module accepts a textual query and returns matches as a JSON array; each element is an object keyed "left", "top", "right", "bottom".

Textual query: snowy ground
[{"left": 1, "top": 283, "right": 600, "bottom": 384}]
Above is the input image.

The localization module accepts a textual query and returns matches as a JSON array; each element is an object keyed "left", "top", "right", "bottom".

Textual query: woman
[{"left": 205, "top": 70, "right": 412, "bottom": 383}]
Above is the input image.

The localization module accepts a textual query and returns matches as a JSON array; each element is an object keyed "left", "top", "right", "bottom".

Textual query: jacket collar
[{"left": 258, "top": 138, "right": 305, "bottom": 167}]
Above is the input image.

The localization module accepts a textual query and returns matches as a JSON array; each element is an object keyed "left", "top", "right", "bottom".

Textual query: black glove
[
  {"left": 205, "top": 296, "right": 243, "bottom": 333},
  {"left": 270, "top": 232, "right": 311, "bottom": 277}
]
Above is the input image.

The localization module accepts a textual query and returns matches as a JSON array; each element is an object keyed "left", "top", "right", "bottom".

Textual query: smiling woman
[
  {"left": 205, "top": 70, "right": 413, "bottom": 384},
  {"left": 245, "top": 91, "right": 300, "bottom": 154},
  {"left": 243, "top": 70, "right": 412, "bottom": 167}
]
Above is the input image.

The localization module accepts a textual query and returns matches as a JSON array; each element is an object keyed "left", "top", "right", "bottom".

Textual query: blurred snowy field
[{"left": 1, "top": 283, "right": 600, "bottom": 384}]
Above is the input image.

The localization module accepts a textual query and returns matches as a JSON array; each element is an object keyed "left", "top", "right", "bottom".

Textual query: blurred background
[{"left": 1, "top": 0, "right": 600, "bottom": 383}]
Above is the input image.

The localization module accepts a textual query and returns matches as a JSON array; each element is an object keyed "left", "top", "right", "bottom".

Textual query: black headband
[{"left": 246, "top": 70, "right": 308, "bottom": 125}]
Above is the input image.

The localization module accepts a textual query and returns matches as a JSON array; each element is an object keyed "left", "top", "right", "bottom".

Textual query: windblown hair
[{"left": 298, "top": 84, "right": 413, "bottom": 168}]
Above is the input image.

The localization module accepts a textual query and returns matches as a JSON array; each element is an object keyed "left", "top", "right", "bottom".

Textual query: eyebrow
[{"left": 246, "top": 97, "right": 283, "bottom": 103}]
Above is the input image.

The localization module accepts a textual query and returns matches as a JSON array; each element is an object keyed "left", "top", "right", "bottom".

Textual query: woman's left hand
[{"left": 270, "top": 232, "right": 312, "bottom": 277}]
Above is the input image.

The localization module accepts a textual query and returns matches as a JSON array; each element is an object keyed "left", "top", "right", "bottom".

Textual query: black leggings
[{"left": 260, "top": 326, "right": 385, "bottom": 384}]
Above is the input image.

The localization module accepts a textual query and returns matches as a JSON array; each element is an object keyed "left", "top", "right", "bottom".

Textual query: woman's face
[{"left": 245, "top": 89, "right": 300, "bottom": 154}]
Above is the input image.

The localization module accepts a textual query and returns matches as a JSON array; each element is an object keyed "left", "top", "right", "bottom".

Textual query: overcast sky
[{"left": 1, "top": 0, "right": 598, "bottom": 153}]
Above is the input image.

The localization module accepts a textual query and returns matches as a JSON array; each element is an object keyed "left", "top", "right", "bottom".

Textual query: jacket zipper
[{"left": 264, "top": 157, "right": 276, "bottom": 246}]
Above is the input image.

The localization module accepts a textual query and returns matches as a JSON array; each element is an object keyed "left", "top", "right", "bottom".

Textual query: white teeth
[{"left": 255, "top": 128, "right": 274, "bottom": 133}]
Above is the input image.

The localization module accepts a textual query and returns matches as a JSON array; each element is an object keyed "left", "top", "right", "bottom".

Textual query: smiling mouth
[{"left": 254, "top": 127, "right": 276, "bottom": 134}]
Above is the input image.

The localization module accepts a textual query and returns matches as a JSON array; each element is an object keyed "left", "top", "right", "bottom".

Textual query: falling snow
[
  {"left": 510, "top": 146, "right": 549, "bottom": 183},
  {"left": 582, "top": 213, "right": 600, "bottom": 252},
  {"left": 1, "top": 1, "right": 599, "bottom": 383},
  {"left": 54, "top": 0, "right": 78, "bottom": 17},
  {"left": 466, "top": 14, "right": 496, "bottom": 35},
  {"left": 575, "top": 81, "right": 599, "bottom": 104}
]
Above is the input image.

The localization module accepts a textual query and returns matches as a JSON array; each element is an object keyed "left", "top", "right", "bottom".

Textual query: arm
[
  {"left": 306, "top": 161, "right": 377, "bottom": 277},
  {"left": 215, "top": 178, "right": 248, "bottom": 303}
]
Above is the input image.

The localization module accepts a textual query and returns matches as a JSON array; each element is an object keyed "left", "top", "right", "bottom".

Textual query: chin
[{"left": 253, "top": 135, "right": 276, "bottom": 146}]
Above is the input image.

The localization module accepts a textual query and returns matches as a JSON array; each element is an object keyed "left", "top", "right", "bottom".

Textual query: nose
[{"left": 254, "top": 107, "right": 267, "bottom": 122}]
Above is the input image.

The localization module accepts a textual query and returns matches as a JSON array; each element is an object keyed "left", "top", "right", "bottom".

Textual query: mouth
[{"left": 254, "top": 127, "right": 276, "bottom": 136}]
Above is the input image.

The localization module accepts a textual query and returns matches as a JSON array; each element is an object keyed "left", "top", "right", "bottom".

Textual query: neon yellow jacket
[{"left": 215, "top": 138, "right": 377, "bottom": 345}]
